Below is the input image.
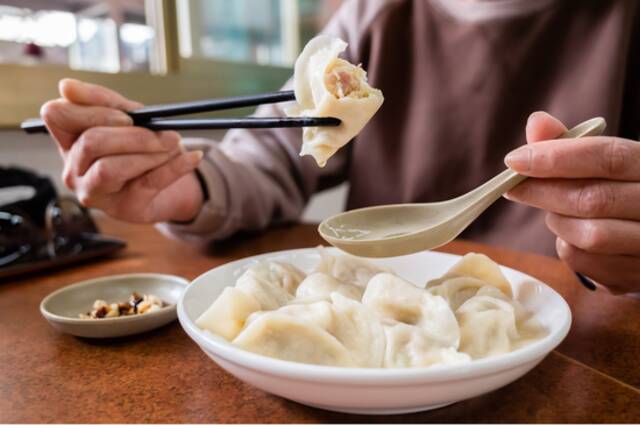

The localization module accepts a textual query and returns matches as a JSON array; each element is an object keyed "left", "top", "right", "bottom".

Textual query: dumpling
[
  {"left": 456, "top": 295, "right": 520, "bottom": 359},
  {"left": 259, "top": 299, "right": 337, "bottom": 329},
  {"left": 236, "top": 261, "right": 306, "bottom": 310},
  {"left": 196, "top": 249, "right": 546, "bottom": 369},
  {"left": 233, "top": 311, "right": 355, "bottom": 367},
  {"left": 362, "top": 273, "right": 426, "bottom": 324},
  {"left": 474, "top": 286, "right": 546, "bottom": 347},
  {"left": 288, "top": 35, "right": 384, "bottom": 167},
  {"left": 383, "top": 322, "right": 471, "bottom": 368},
  {"left": 236, "top": 275, "right": 291, "bottom": 311},
  {"left": 362, "top": 273, "right": 460, "bottom": 348},
  {"left": 435, "top": 253, "right": 513, "bottom": 299},
  {"left": 314, "top": 247, "right": 388, "bottom": 288},
  {"left": 195, "top": 287, "right": 261, "bottom": 340},
  {"left": 329, "top": 293, "right": 386, "bottom": 367},
  {"left": 295, "top": 272, "right": 364, "bottom": 302},
  {"left": 237, "top": 295, "right": 385, "bottom": 367},
  {"left": 475, "top": 285, "right": 511, "bottom": 301},
  {"left": 455, "top": 280, "right": 546, "bottom": 359},
  {"left": 239, "top": 261, "right": 306, "bottom": 294},
  {"left": 427, "top": 276, "right": 499, "bottom": 311}
]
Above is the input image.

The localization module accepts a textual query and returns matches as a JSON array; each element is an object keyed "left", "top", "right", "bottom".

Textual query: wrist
[{"left": 169, "top": 172, "right": 204, "bottom": 223}]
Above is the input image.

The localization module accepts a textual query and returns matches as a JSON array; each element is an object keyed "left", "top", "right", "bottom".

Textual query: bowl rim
[
  {"left": 178, "top": 248, "right": 572, "bottom": 385},
  {"left": 40, "top": 272, "right": 188, "bottom": 325}
]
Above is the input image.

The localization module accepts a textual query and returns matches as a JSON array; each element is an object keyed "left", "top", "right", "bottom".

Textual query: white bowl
[
  {"left": 178, "top": 248, "right": 571, "bottom": 415},
  {"left": 41, "top": 273, "right": 188, "bottom": 338}
]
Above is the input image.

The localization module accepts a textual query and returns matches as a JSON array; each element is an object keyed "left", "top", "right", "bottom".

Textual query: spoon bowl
[{"left": 319, "top": 117, "right": 607, "bottom": 257}]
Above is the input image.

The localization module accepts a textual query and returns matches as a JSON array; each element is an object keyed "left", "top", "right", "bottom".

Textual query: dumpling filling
[{"left": 324, "top": 61, "right": 368, "bottom": 99}]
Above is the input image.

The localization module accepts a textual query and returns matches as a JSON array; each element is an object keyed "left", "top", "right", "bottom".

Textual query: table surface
[{"left": 1, "top": 217, "right": 639, "bottom": 423}]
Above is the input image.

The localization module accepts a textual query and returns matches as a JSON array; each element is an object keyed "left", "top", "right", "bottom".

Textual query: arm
[
  {"left": 158, "top": 0, "right": 381, "bottom": 245},
  {"left": 40, "top": 1, "right": 382, "bottom": 245},
  {"left": 156, "top": 97, "right": 350, "bottom": 245}
]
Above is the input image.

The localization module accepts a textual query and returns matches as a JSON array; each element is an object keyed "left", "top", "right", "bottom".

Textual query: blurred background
[{"left": 0, "top": 0, "right": 347, "bottom": 222}]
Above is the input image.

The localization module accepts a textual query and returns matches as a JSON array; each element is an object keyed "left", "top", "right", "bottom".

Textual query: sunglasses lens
[
  {"left": 46, "top": 197, "right": 99, "bottom": 256},
  {"left": 0, "top": 212, "right": 39, "bottom": 266}
]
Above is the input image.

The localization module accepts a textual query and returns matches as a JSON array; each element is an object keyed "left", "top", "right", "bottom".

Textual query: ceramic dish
[
  {"left": 41, "top": 273, "right": 188, "bottom": 338},
  {"left": 178, "top": 248, "right": 571, "bottom": 415}
]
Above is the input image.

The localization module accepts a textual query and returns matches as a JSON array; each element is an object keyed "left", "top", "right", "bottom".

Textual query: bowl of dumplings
[{"left": 178, "top": 247, "right": 571, "bottom": 415}]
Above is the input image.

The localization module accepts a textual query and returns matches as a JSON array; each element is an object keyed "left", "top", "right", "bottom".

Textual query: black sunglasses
[{"left": 0, "top": 167, "right": 125, "bottom": 279}]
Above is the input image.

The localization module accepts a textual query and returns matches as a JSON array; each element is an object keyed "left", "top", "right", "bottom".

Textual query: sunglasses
[{"left": 0, "top": 196, "right": 125, "bottom": 279}]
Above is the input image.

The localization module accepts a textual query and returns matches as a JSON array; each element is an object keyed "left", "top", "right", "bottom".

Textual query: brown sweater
[{"left": 159, "top": 0, "right": 640, "bottom": 256}]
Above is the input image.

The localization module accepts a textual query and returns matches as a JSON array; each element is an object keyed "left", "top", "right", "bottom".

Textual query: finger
[
  {"left": 545, "top": 213, "right": 640, "bottom": 255},
  {"left": 505, "top": 136, "right": 640, "bottom": 181},
  {"left": 128, "top": 151, "right": 203, "bottom": 195},
  {"left": 77, "top": 150, "right": 182, "bottom": 201},
  {"left": 506, "top": 178, "right": 640, "bottom": 220},
  {"left": 40, "top": 99, "right": 133, "bottom": 150},
  {"left": 68, "top": 128, "right": 180, "bottom": 176},
  {"left": 556, "top": 238, "right": 640, "bottom": 294},
  {"left": 59, "top": 78, "right": 143, "bottom": 111},
  {"left": 526, "top": 111, "right": 567, "bottom": 143}
]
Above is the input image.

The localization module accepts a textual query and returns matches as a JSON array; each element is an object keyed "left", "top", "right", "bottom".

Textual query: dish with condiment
[{"left": 41, "top": 273, "right": 188, "bottom": 338}]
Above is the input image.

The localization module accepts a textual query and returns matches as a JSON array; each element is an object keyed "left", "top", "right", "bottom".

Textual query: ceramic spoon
[{"left": 319, "top": 117, "right": 607, "bottom": 259}]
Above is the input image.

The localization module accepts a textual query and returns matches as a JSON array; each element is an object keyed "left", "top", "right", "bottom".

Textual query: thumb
[{"left": 526, "top": 111, "right": 567, "bottom": 144}]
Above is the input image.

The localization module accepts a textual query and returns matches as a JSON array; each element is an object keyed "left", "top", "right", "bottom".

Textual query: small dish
[
  {"left": 178, "top": 248, "right": 571, "bottom": 415},
  {"left": 41, "top": 273, "right": 188, "bottom": 338}
]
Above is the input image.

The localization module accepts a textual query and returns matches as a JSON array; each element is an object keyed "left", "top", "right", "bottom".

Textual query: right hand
[{"left": 41, "top": 79, "right": 204, "bottom": 224}]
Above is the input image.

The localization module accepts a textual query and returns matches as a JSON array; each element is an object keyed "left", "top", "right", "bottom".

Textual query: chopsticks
[
  {"left": 140, "top": 117, "right": 341, "bottom": 131},
  {"left": 21, "top": 117, "right": 341, "bottom": 133},
  {"left": 130, "top": 90, "right": 297, "bottom": 120},
  {"left": 21, "top": 90, "right": 341, "bottom": 134}
]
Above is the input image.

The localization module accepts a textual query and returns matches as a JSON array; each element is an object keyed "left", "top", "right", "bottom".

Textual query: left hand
[{"left": 504, "top": 111, "right": 640, "bottom": 295}]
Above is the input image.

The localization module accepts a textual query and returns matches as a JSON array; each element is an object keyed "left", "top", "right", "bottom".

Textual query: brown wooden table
[{"left": 1, "top": 217, "right": 639, "bottom": 423}]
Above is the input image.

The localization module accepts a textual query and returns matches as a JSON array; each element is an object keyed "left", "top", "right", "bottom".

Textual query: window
[
  {"left": 0, "top": 0, "right": 343, "bottom": 127},
  {"left": 0, "top": 1, "right": 155, "bottom": 73},
  {"left": 177, "top": 0, "right": 340, "bottom": 67}
]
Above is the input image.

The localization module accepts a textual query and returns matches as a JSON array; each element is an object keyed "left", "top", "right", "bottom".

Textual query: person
[{"left": 39, "top": 0, "right": 640, "bottom": 294}]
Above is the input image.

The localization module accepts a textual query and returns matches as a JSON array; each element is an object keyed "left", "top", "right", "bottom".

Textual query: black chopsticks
[
  {"left": 130, "top": 90, "right": 297, "bottom": 120},
  {"left": 20, "top": 90, "right": 341, "bottom": 134},
  {"left": 141, "top": 117, "right": 341, "bottom": 131}
]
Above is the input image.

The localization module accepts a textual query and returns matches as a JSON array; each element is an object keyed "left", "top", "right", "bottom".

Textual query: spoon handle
[{"left": 454, "top": 117, "right": 607, "bottom": 208}]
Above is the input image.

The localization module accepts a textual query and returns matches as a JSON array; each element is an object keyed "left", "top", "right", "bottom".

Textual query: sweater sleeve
[{"left": 156, "top": 0, "right": 377, "bottom": 246}]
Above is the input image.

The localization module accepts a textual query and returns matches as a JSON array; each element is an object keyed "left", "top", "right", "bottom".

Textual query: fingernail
[
  {"left": 556, "top": 237, "right": 568, "bottom": 252},
  {"left": 505, "top": 147, "right": 531, "bottom": 171},
  {"left": 187, "top": 150, "right": 203, "bottom": 164},
  {"left": 109, "top": 112, "right": 133, "bottom": 127},
  {"left": 575, "top": 272, "right": 597, "bottom": 291},
  {"left": 58, "top": 78, "right": 76, "bottom": 95},
  {"left": 526, "top": 112, "right": 536, "bottom": 128},
  {"left": 526, "top": 111, "right": 544, "bottom": 127},
  {"left": 159, "top": 132, "right": 180, "bottom": 150}
]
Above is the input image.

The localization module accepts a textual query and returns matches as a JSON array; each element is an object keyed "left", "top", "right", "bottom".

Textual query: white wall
[{"left": 0, "top": 129, "right": 347, "bottom": 222}]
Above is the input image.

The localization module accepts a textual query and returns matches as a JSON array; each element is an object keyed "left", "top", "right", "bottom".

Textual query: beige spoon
[{"left": 319, "top": 117, "right": 607, "bottom": 258}]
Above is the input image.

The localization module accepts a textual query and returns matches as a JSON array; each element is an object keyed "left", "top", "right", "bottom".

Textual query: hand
[
  {"left": 41, "top": 79, "right": 204, "bottom": 224},
  {"left": 504, "top": 111, "right": 640, "bottom": 295}
]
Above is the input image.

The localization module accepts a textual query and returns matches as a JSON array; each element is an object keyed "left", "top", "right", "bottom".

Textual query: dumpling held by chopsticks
[{"left": 288, "top": 35, "right": 384, "bottom": 167}]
